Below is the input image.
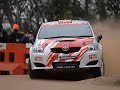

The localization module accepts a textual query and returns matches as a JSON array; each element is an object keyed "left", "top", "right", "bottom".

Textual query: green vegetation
[{"left": 0, "top": 0, "right": 120, "bottom": 31}]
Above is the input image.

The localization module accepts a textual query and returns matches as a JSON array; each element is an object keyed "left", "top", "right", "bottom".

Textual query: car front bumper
[{"left": 30, "top": 49, "right": 102, "bottom": 70}]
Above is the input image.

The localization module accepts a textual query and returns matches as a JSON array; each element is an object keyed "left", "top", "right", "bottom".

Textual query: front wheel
[
  {"left": 93, "top": 68, "right": 102, "bottom": 77},
  {"left": 28, "top": 60, "right": 45, "bottom": 79},
  {"left": 93, "top": 59, "right": 104, "bottom": 77},
  {"left": 28, "top": 60, "right": 38, "bottom": 79}
]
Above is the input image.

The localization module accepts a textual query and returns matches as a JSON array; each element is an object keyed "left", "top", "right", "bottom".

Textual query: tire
[
  {"left": 28, "top": 60, "right": 45, "bottom": 79},
  {"left": 92, "top": 67, "right": 102, "bottom": 78},
  {"left": 92, "top": 58, "right": 104, "bottom": 77},
  {"left": 100, "top": 58, "right": 105, "bottom": 76},
  {"left": 100, "top": 49, "right": 104, "bottom": 76},
  {"left": 28, "top": 60, "right": 38, "bottom": 79}
]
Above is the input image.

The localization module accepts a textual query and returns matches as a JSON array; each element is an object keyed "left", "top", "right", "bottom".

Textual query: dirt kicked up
[{"left": 93, "top": 20, "right": 120, "bottom": 77}]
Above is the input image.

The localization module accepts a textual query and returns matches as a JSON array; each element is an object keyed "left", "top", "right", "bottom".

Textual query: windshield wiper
[
  {"left": 75, "top": 35, "right": 93, "bottom": 37},
  {"left": 42, "top": 35, "right": 93, "bottom": 39},
  {"left": 43, "top": 36, "right": 74, "bottom": 39}
]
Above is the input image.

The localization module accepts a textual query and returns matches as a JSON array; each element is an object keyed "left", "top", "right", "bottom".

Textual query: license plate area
[
  {"left": 52, "top": 62, "right": 80, "bottom": 69},
  {"left": 57, "top": 56, "right": 76, "bottom": 60}
]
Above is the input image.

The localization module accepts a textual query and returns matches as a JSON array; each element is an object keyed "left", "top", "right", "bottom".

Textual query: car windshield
[{"left": 38, "top": 24, "right": 93, "bottom": 39}]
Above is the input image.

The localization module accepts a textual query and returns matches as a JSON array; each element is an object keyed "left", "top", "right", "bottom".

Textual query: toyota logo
[{"left": 62, "top": 46, "right": 69, "bottom": 51}]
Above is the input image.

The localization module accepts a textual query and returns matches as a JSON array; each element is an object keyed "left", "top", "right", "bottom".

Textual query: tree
[
  {"left": 0, "top": 0, "right": 45, "bottom": 32},
  {"left": 96, "top": 0, "right": 107, "bottom": 21},
  {"left": 44, "top": 0, "right": 84, "bottom": 21},
  {"left": 106, "top": 0, "right": 120, "bottom": 19},
  {"left": 0, "top": 0, "right": 4, "bottom": 9},
  {"left": 84, "top": 0, "right": 89, "bottom": 19}
]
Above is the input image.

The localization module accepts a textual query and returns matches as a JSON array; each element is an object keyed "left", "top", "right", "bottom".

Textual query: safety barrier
[{"left": 0, "top": 43, "right": 32, "bottom": 75}]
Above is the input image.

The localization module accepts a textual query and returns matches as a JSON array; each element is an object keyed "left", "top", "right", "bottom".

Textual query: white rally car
[{"left": 29, "top": 20, "right": 104, "bottom": 78}]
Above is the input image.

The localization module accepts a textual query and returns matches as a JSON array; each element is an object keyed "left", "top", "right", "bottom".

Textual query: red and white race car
[{"left": 29, "top": 20, "right": 104, "bottom": 78}]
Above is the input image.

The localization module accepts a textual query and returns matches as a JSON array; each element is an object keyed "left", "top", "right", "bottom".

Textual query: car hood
[{"left": 35, "top": 38, "right": 94, "bottom": 49}]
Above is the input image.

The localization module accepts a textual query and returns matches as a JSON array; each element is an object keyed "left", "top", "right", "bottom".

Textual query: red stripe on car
[
  {"left": 72, "top": 48, "right": 88, "bottom": 62},
  {"left": 47, "top": 53, "right": 60, "bottom": 67},
  {"left": 41, "top": 39, "right": 54, "bottom": 49}
]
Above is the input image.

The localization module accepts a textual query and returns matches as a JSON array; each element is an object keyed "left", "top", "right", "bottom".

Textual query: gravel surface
[{"left": 0, "top": 75, "right": 120, "bottom": 90}]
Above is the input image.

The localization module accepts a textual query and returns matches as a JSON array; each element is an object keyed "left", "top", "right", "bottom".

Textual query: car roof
[{"left": 42, "top": 20, "right": 89, "bottom": 27}]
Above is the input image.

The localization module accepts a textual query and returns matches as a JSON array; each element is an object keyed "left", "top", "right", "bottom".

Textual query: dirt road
[
  {"left": 0, "top": 21, "right": 120, "bottom": 90},
  {"left": 0, "top": 75, "right": 120, "bottom": 90}
]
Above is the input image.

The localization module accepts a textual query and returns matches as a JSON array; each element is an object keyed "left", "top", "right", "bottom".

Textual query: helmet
[{"left": 12, "top": 23, "right": 19, "bottom": 30}]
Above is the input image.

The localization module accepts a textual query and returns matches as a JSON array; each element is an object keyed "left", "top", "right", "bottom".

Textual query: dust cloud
[{"left": 93, "top": 20, "right": 120, "bottom": 77}]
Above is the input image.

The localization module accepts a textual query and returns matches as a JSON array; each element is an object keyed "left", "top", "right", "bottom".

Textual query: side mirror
[{"left": 97, "top": 35, "right": 102, "bottom": 43}]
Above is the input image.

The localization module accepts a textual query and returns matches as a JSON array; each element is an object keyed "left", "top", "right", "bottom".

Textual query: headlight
[
  {"left": 88, "top": 43, "right": 99, "bottom": 51},
  {"left": 32, "top": 46, "right": 44, "bottom": 53}
]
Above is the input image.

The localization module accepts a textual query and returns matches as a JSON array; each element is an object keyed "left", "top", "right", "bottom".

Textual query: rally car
[{"left": 29, "top": 20, "right": 104, "bottom": 79}]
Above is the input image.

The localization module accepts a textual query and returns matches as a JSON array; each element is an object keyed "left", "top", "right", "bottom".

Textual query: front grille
[
  {"left": 51, "top": 47, "right": 80, "bottom": 54},
  {"left": 52, "top": 61, "right": 80, "bottom": 69}
]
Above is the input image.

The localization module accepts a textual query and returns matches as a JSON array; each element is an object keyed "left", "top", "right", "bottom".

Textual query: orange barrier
[{"left": 0, "top": 43, "right": 31, "bottom": 75}]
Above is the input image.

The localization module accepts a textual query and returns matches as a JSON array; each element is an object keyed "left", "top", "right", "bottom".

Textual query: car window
[{"left": 38, "top": 24, "right": 93, "bottom": 39}]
